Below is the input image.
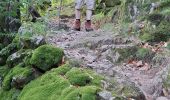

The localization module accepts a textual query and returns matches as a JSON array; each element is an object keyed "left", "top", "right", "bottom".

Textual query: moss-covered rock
[
  {"left": 18, "top": 63, "right": 103, "bottom": 100},
  {"left": 2, "top": 64, "right": 33, "bottom": 90},
  {"left": 0, "top": 43, "right": 19, "bottom": 66},
  {"left": 12, "top": 35, "right": 46, "bottom": 49},
  {"left": 6, "top": 49, "right": 33, "bottom": 68},
  {"left": 30, "top": 45, "right": 64, "bottom": 71}
]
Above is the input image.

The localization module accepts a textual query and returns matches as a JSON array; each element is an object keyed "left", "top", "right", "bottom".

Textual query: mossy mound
[
  {"left": 30, "top": 45, "right": 64, "bottom": 71},
  {"left": 2, "top": 64, "right": 33, "bottom": 90},
  {"left": 18, "top": 63, "right": 103, "bottom": 100}
]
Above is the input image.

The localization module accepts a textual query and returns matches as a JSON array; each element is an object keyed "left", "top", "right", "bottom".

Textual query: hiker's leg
[
  {"left": 85, "top": 0, "right": 95, "bottom": 31},
  {"left": 75, "top": 0, "right": 83, "bottom": 19},
  {"left": 85, "top": 0, "right": 95, "bottom": 20},
  {"left": 74, "top": 0, "right": 83, "bottom": 31}
]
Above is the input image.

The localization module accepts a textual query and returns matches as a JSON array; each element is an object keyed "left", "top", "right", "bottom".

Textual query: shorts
[{"left": 75, "top": 0, "right": 95, "bottom": 10}]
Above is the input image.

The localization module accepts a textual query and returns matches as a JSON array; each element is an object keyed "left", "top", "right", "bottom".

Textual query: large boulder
[{"left": 30, "top": 45, "right": 64, "bottom": 71}]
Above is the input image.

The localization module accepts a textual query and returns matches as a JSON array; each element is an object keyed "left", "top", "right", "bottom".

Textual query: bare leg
[
  {"left": 86, "top": 9, "right": 92, "bottom": 20},
  {"left": 75, "top": 9, "right": 81, "bottom": 20}
]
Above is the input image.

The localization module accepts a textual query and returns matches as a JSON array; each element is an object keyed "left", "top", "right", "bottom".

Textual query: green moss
[
  {"left": 18, "top": 71, "right": 71, "bottom": 100},
  {"left": 18, "top": 64, "right": 103, "bottom": 100},
  {"left": 50, "top": 63, "right": 71, "bottom": 75},
  {"left": 61, "top": 86, "right": 99, "bottom": 100},
  {"left": 2, "top": 64, "right": 32, "bottom": 90},
  {"left": 66, "top": 68, "right": 92, "bottom": 86},
  {"left": 30, "top": 45, "right": 64, "bottom": 71},
  {"left": 0, "top": 88, "right": 20, "bottom": 100}
]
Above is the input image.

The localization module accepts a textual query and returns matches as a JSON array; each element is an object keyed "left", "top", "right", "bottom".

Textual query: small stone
[{"left": 98, "top": 90, "right": 112, "bottom": 100}]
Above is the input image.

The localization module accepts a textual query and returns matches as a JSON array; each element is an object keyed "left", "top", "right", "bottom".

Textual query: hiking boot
[
  {"left": 73, "top": 20, "right": 81, "bottom": 31},
  {"left": 85, "top": 21, "right": 93, "bottom": 32}
]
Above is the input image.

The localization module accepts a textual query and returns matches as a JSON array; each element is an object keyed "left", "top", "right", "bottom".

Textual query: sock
[
  {"left": 87, "top": 20, "right": 91, "bottom": 22},
  {"left": 76, "top": 19, "right": 80, "bottom": 21},
  {"left": 86, "top": 10, "right": 92, "bottom": 20}
]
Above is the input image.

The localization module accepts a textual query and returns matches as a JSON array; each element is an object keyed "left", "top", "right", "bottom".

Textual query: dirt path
[{"left": 46, "top": 15, "right": 170, "bottom": 100}]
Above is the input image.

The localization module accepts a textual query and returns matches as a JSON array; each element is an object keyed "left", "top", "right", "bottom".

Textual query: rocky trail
[{"left": 46, "top": 15, "right": 170, "bottom": 100}]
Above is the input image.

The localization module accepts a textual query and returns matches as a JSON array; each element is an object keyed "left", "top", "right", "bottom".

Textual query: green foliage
[
  {"left": 19, "top": 22, "right": 47, "bottom": 36},
  {"left": 0, "top": 43, "right": 19, "bottom": 66},
  {"left": 139, "top": 33, "right": 154, "bottom": 42},
  {"left": 18, "top": 64, "right": 103, "bottom": 100},
  {"left": 0, "top": 43, "right": 18, "bottom": 57},
  {"left": 147, "top": 13, "right": 164, "bottom": 25},
  {"left": 152, "top": 21, "right": 170, "bottom": 42},
  {"left": 30, "top": 45, "right": 64, "bottom": 71},
  {"left": 167, "top": 43, "right": 170, "bottom": 50},
  {"left": 116, "top": 46, "right": 137, "bottom": 62},
  {"left": 51, "top": 0, "right": 74, "bottom": 7},
  {"left": 0, "top": 65, "right": 10, "bottom": 78},
  {"left": 0, "top": 88, "right": 20, "bottom": 100},
  {"left": 2, "top": 64, "right": 32, "bottom": 90},
  {"left": 136, "top": 48, "right": 152, "bottom": 59}
]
